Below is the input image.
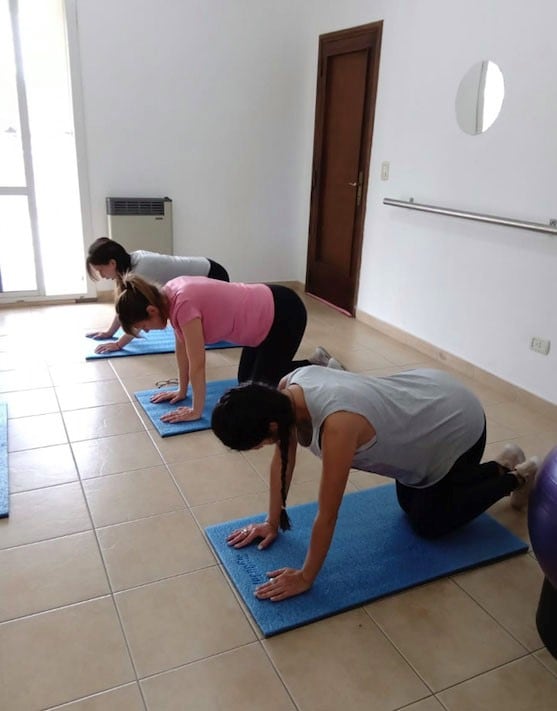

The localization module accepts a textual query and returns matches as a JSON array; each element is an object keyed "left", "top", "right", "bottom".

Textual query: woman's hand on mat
[
  {"left": 255, "top": 568, "right": 312, "bottom": 601},
  {"left": 227, "top": 522, "right": 277, "bottom": 550},
  {"left": 150, "top": 390, "right": 185, "bottom": 404},
  {"left": 86, "top": 330, "right": 114, "bottom": 340},
  {"left": 160, "top": 406, "right": 200, "bottom": 423},
  {"left": 94, "top": 341, "right": 121, "bottom": 354}
]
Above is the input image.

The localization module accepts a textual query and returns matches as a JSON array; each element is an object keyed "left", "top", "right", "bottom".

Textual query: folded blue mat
[
  {"left": 0, "top": 402, "right": 8, "bottom": 517},
  {"left": 134, "top": 379, "right": 237, "bottom": 437},
  {"left": 86, "top": 326, "right": 237, "bottom": 359},
  {"left": 205, "top": 484, "right": 528, "bottom": 636}
]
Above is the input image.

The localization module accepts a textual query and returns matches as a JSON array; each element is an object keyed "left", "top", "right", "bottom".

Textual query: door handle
[{"left": 348, "top": 182, "right": 357, "bottom": 187}]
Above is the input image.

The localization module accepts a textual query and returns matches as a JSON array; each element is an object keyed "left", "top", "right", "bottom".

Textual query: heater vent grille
[
  {"left": 105, "top": 196, "right": 173, "bottom": 255},
  {"left": 106, "top": 197, "right": 171, "bottom": 216}
]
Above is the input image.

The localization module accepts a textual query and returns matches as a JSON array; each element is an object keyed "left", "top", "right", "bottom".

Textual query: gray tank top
[
  {"left": 285, "top": 366, "right": 485, "bottom": 487},
  {"left": 130, "top": 250, "right": 210, "bottom": 283}
]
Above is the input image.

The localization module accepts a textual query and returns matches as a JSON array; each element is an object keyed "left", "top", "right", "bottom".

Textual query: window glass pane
[
  {"left": 0, "top": 195, "right": 37, "bottom": 292},
  {"left": 0, "top": 0, "right": 26, "bottom": 186}
]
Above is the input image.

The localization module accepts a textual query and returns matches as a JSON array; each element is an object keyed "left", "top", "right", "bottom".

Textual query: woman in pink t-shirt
[{"left": 115, "top": 273, "right": 335, "bottom": 423}]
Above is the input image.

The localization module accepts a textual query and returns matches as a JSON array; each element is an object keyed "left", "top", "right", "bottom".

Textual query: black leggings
[
  {"left": 395, "top": 424, "right": 518, "bottom": 538},
  {"left": 237, "top": 284, "right": 311, "bottom": 386},
  {"left": 207, "top": 259, "right": 230, "bottom": 282}
]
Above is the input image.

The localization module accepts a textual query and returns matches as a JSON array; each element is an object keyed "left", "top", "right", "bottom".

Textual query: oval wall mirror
[{"left": 455, "top": 60, "right": 505, "bottom": 135}]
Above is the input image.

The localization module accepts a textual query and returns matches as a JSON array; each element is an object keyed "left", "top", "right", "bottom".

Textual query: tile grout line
[
  {"left": 3, "top": 302, "right": 554, "bottom": 709},
  {"left": 106, "top": 358, "right": 281, "bottom": 703},
  {"left": 54, "top": 359, "right": 150, "bottom": 711},
  {"left": 363, "top": 596, "right": 534, "bottom": 698}
]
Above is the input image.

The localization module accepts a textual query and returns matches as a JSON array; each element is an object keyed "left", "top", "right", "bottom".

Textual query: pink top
[{"left": 163, "top": 276, "right": 274, "bottom": 346}]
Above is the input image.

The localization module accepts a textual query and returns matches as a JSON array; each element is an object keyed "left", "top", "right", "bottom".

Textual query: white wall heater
[{"left": 106, "top": 196, "right": 173, "bottom": 255}]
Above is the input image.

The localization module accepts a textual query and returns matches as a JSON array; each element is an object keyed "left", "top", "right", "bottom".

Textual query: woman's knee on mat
[{"left": 407, "top": 514, "right": 449, "bottom": 539}]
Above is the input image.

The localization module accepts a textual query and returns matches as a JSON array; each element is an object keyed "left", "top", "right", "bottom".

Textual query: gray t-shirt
[
  {"left": 285, "top": 366, "right": 485, "bottom": 488},
  {"left": 130, "top": 250, "right": 210, "bottom": 284}
]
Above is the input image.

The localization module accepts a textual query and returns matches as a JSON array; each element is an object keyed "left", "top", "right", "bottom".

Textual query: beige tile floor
[{"left": 1, "top": 294, "right": 557, "bottom": 710}]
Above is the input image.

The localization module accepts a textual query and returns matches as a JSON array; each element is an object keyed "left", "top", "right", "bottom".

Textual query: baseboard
[
  {"left": 95, "top": 290, "right": 116, "bottom": 303},
  {"left": 273, "top": 280, "right": 303, "bottom": 290},
  {"left": 356, "top": 309, "right": 557, "bottom": 421},
  {"left": 0, "top": 297, "right": 84, "bottom": 309}
]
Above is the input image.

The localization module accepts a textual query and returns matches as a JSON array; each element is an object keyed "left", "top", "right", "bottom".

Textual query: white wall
[
  {"left": 73, "top": 0, "right": 557, "bottom": 404},
  {"left": 302, "top": 0, "right": 557, "bottom": 405},
  {"left": 74, "top": 0, "right": 316, "bottom": 283}
]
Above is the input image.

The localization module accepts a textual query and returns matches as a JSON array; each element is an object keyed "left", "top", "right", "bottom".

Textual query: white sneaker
[
  {"left": 309, "top": 346, "right": 332, "bottom": 366},
  {"left": 327, "top": 357, "right": 346, "bottom": 371},
  {"left": 510, "top": 456, "right": 540, "bottom": 510},
  {"left": 496, "top": 443, "right": 526, "bottom": 471}
]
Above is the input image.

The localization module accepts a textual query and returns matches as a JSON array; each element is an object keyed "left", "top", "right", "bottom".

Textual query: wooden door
[{"left": 305, "top": 22, "right": 382, "bottom": 315}]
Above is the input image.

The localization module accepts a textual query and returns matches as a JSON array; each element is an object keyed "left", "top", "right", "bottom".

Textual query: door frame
[{"left": 305, "top": 21, "right": 383, "bottom": 316}]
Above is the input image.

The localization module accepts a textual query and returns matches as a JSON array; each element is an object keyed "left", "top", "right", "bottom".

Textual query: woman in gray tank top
[{"left": 211, "top": 367, "right": 539, "bottom": 602}]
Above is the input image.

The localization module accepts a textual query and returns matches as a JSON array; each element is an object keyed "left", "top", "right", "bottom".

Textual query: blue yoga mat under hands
[
  {"left": 86, "top": 326, "right": 237, "bottom": 359},
  {"left": 205, "top": 484, "right": 528, "bottom": 637},
  {"left": 0, "top": 402, "right": 8, "bottom": 517},
  {"left": 134, "top": 379, "right": 237, "bottom": 437}
]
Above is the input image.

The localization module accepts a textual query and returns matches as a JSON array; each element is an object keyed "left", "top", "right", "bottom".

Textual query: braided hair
[
  {"left": 211, "top": 382, "right": 295, "bottom": 531},
  {"left": 115, "top": 273, "right": 169, "bottom": 336}
]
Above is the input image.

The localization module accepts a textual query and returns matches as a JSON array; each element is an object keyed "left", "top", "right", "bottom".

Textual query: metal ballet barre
[{"left": 383, "top": 198, "right": 557, "bottom": 236}]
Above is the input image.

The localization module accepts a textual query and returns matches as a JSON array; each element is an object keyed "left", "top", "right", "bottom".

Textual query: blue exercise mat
[
  {"left": 205, "top": 484, "right": 528, "bottom": 637},
  {"left": 134, "top": 379, "right": 237, "bottom": 437},
  {"left": 0, "top": 402, "right": 8, "bottom": 518},
  {"left": 86, "top": 326, "right": 237, "bottom": 359}
]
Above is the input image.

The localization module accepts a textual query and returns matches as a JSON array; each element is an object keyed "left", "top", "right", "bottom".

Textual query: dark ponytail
[
  {"left": 86, "top": 237, "right": 132, "bottom": 280},
  {"left": 211, "top": 382, "right": 294, "bottom": 530}
]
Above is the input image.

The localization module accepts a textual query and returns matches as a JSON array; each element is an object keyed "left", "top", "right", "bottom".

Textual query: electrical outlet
[{"left": 530, "top": 337, "right": 551, "bottom": 355}]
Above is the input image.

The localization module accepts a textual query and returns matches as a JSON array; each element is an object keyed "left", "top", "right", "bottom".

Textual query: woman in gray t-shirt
[
  {"left": 85, "top": 237, "right": 230, "bottom": 353},
  {"left": 211, "top": 367, "right": 539, "bottom": 602}
]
